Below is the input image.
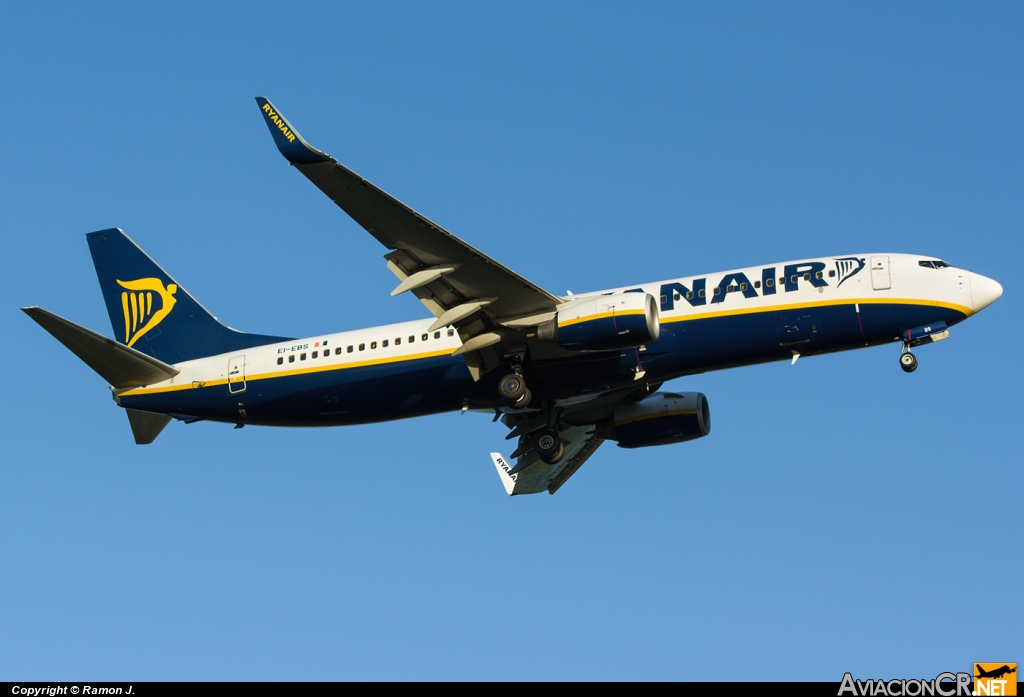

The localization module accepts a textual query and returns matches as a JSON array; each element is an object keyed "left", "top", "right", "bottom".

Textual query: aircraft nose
[{"left": 969, "top": 272, "right": 1003, "bottom": 312}]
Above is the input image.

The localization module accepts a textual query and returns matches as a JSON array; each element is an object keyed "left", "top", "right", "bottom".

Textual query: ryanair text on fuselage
[{"left": 653, "top": 257, "right": 863, "bottom": 311}]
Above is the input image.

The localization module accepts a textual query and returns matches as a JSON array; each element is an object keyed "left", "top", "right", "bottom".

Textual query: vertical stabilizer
[{"left": 86, "top": 229, "right": 288, "bottom": 363}]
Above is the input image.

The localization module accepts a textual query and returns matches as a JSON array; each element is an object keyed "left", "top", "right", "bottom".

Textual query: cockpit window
[{"left": 919, "top": 260, "right": 952, "bottom": 269}]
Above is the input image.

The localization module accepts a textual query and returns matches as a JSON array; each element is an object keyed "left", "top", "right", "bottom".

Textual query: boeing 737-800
[{"left": 23, "top": 97, "right": 1003, "bottom": 495}]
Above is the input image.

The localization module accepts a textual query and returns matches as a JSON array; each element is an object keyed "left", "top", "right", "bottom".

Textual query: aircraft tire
[
  {"left": 900, "top": 352, "right": 918, "bottom": 373},
  {"left": 534, "top": 428, "right": 564, "bottom": 464},
  {"left": 499, "top": 373, "right": 527, "bottom": 401},
  {"left": 511, "top": 387, "right": 532, "bottom": 410}
]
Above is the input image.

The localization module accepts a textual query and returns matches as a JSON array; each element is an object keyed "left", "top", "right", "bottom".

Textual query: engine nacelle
[
  {"left": 600, "top": 392, "right": 711, "bottom": 448},
  {"left": 539, "top": 292, "right": 660, "bottom": 351}
]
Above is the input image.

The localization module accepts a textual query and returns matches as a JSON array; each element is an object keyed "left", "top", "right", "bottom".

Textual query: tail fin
[{"left": 86, "top": 229, "right": 288, "bottom": 363}]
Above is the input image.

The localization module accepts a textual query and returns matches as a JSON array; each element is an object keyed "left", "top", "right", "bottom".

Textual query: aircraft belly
[
  {"left": 120, "top": 353, "right": 474, "bottom": 426},
  {"left": 645, "top": 302, "right": 970, "bottom": 378}
]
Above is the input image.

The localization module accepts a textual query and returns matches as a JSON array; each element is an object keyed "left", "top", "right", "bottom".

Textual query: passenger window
[
  {"left": 713, "top": 287, "right": 720, "bottom": 295},
  {"left": 288, "top": 355, "right": 295, "bottom": 363},
  {"left": 300, "top": 353, "right": 307, "bottom": 361},
  {"left": 447, "top": 329, "right": 454, "bottom": 337},
  {"left": 335, "top": 347, "right": 342, "bottom": 355},
  {"left": 754, "top": 281, "right": 761, "bottom": 289},
  {"left": 829, "top": 270, "right": 836, "bottom": 277},
  {"left": 395, "top": 338, "right": 401, "bottom": 346},
  {"left": 790, "top": 275, "right": 798, "bottom": 283},
  {"left": 766, "top": 278, "right": 774, "bottom": 287},
  {"left": 383, "top": 339, "right": 389, "bottom": 347},
  {"left": 359, "top": 343, "right": 365, "bottom": 351},
  {"left": 409, "top": 335, "right": 415, "bottom": 343},
  {"left": 660, "top": 295, "right": 667, "bottom": 304},
  {"left": 815, "top": 271, "right": 822, "bottom": 280},
  {"left": 673, "top": 292, "right": 681, "bottom": 301},
  {"left": 277, "top": 357, "right": 283, "bottom": 365},
  {"left": 370, "top": 342, "right": 377, "bottom": 349},
  {"left": 422, "top": 334, "right": 428, "bottom": 341},
  {"left": 779, "top": 277, "right": 786, "bottom": 284},
  {"left": 312, "top": 350, "right": 318, "bottom": 359},
  {"left": 698, "top": 289, "right": 705, "bottom": 298},
  {"left": 685, "top": 291, "right": 693, "bottom": 299},
  {"left": 346, "top": 346, "right": 353, "bottom": 353},
  {"left": 434, "top": 331, "right": 441, "bottom": 339},
  {"left": 803, "top": 273, "right": 810, "bottom": 281}
]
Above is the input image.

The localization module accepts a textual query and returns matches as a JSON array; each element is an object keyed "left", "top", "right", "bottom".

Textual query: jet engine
[
  {"left": 538, "top": 292, "right": 660, "bottom": 351},
  {"left": 599, "top": 392, "right": 711, "bottom": 448}
]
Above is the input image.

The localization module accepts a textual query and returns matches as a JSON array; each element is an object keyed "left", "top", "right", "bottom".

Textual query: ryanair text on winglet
[
  {"left": 838, "top": 672, "right": 972, "bottom": 697},
  {"left": 262, "top": 103, "right": 297, "bottom": 143}
]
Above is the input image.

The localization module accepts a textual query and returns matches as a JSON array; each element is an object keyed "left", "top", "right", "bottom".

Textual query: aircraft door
[
  {"left": 871, "top": 256, "right": 891, "bottom": 290},
  {"left": 228, "top": 355, "right": 246, "bottom": 393}
]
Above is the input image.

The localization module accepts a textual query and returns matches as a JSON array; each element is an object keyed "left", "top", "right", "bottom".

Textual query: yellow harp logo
[{"left": 117, "top": 278, "right": 178, "bottom": 347}]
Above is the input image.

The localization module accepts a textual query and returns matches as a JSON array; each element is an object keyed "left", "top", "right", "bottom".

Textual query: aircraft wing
[
  {"left": 488, "top": 384, "right": 655, "bottom": 495},
  {"left": 492, "top": 427, "right": 605, "bottom": 496},
  {"left": 255, "top": 98, "right": 562, "bottom": 331}
]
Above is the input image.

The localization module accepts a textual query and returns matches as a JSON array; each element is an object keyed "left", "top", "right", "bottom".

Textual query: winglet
[
  {"left": 489, "top": 453, "right": 517, "bottom": 496},
  {"left": 255, "top": 97, "right": 332, "bottom": 165}
]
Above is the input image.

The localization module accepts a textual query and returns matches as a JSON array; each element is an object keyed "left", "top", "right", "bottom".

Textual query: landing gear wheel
[
  {"left": 900, "top": 351, "right": 918, "bottom": 373},
  {"left": 534, "top": 428, "right": 565, "bottom": 465},
  {"left": 499, "top": 373, "right": 526, "bottom": 401},
  {"left": 511, "top": 387, "right": 532, "bottom": 410}
]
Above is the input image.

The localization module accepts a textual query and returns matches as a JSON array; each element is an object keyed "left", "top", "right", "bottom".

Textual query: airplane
[
  {"left": 976, "top": 665, "right": 1016, "bottom": 680},
  {"left": 22, "top": 97, "right": 1004, "bottom": 496}
]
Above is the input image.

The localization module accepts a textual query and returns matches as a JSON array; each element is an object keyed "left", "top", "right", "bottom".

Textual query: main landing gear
[
  {"left": 499, "top": 373, "right": 532, "bottom": 409},
  {"left": 899, "top": 345, "right": 918, "bottom": 373},
  {"left": 498, "top": 348, "right": 532, "bottom": 409},
  {"left": 498, "top": 351, "right": 564, "bottom": 465},
  {"left": 532, "top": 427, "right": 564, "bottom": 465}
]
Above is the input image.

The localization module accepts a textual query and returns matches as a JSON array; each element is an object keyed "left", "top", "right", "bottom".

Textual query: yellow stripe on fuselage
[
  {"left": 118, "top": 347, "right": 458, "bottom": 397},
  {"left": 661, "top": 297, "right": 973, "bottom": 324},
  {"left": 558, "top": 308, "right": 647, "bottom": 328},
  {"left": 121, "top": 298, "right": 973, "bottom": 397}
]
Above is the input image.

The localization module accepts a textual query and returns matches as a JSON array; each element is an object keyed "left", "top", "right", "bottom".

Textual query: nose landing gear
[{"left": 899, "top": 345, "right": 918, "bottom": 373}]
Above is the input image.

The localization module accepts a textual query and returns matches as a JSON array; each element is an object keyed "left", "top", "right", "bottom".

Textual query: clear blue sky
[{"left": 1, "top": 2, "right": 1020, "bottom": 680}]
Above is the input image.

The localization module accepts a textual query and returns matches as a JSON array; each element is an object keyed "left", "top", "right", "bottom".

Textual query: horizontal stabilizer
[
  {"left": 126, "top": 408, "right": 172, "bottom": 445},
  {"left": 23, "top": 307, "right": 179, "bottom": 388}
]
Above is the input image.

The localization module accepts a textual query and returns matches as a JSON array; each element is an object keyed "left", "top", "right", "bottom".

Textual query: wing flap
[{"left": 492, "top": 425, "right": 603, "bottom": 496}]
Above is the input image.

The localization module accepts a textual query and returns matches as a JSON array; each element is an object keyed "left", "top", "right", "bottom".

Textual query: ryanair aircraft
[{"left": 23, "top": 98, "right": 1003, "bottom": 496}]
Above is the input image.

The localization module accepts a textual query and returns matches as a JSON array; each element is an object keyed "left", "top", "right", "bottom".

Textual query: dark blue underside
[
  {"left": 119, "top": 302, "right": 968, "bottom": 426},
  {"left": 559, "top": 313, "right": 653, "bottom": 350},
  {"left": 615, "top": 412, "right": 705, "bottom": 448}
]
